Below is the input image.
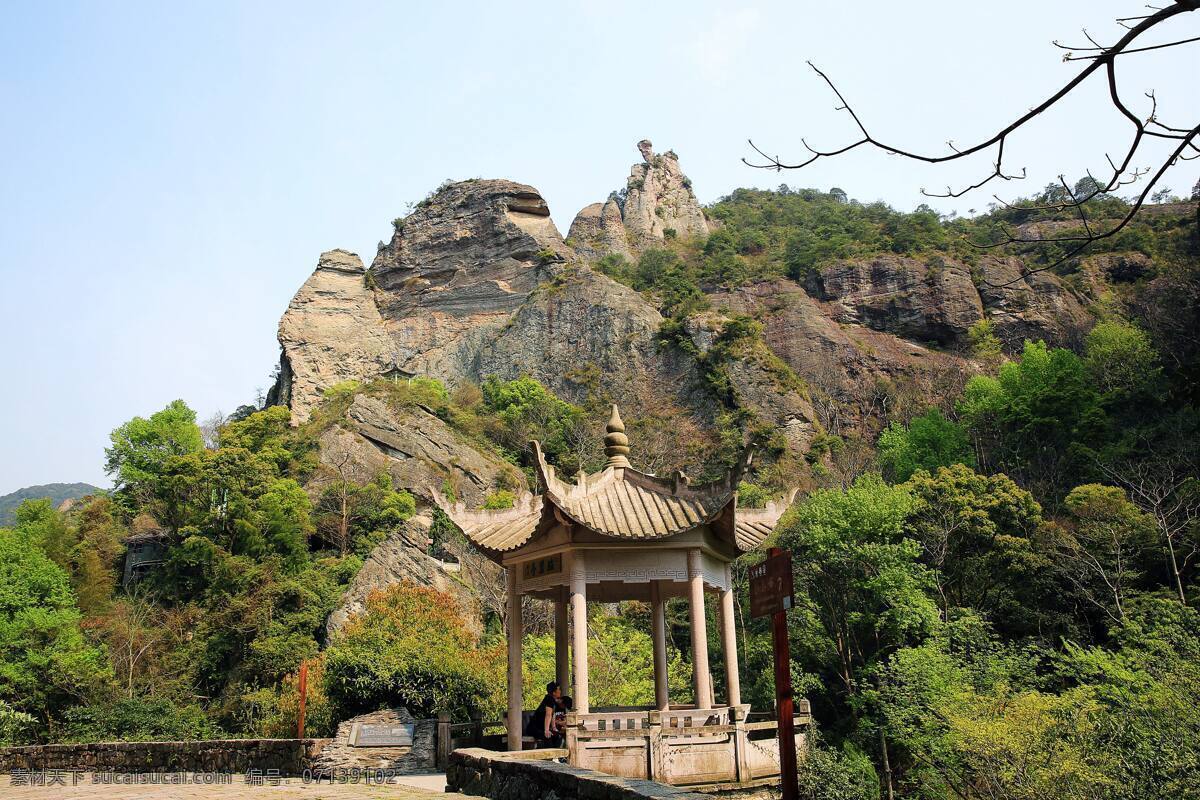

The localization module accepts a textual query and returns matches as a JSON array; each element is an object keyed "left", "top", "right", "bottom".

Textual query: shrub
[
  {"left": 737, "top": 481, "right": 771, "bottom": 509},
  {"left": 323, "top": 584, "right": 503, "bottom": 721},
  {"left": 0, "top": 700, "right": 35, "bottom": 746},
  {"left": 323, "top": 380, "right": 361, "bottom": 400},
  {"left": 482, "top": 490, "right": 516, "bottom": 510},
  {"left": 60, "top": 698, "right": 220, "bottom": 743}
]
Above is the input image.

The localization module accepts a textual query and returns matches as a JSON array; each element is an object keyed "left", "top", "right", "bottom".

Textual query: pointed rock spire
[{"left": 604, "top": 404, "right": 631, "bottom": 468}]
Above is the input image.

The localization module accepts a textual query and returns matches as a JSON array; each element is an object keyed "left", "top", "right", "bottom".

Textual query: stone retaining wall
[
  {"left": 447, "top": 747, "right": 713, "bottom": 800},
  {"left": 0, "top": 739, "right": 328, "bottom": 775}
]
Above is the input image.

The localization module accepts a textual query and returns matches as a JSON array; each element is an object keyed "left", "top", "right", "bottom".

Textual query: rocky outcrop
[
  {"left": 806, "top": 255, "right": 984, "bottom": 345},
  {"left": 314, "top": 394, "right": 515, "bottom": 635},
  {"left": 685, "top": 312, "right": 817, "bottom": 449},
  {"left": 271, "top": 250, "right": 397, "bottom": 424},
  {"left": 272, "top": 182, "right": 576, "bottom": 421},
  {"left": 975, "top": 256, "right": 1093, "bottom": 349},
  {"left": 801, "top": 252, "right": 1094, "bottom": 353},
  {"left": 567, "top": 197, "right": 633, "bottom": 262},
  {"left": 312, "top": 708, "right": 436, "bottom": 775},
  {"left": 473, "top": 266, "right": 711, "bottom": 415},
  {"left": 568, "top": 140, "right": 709, "bottom": 261},
  {"left": 369, "top": 179, "right": 572, "bottom": 384},
  {"left": 317, "top": 394, "right": 522, "bottom": 508},
  {"left": 709, "top": 279, "right": 972, "bottom": 428},
  {"left": 324, "top": 513, "right": 477, "bottom": 637}
]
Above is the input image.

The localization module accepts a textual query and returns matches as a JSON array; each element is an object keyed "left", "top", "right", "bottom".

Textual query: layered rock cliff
[
  {"left": 269, "top": 249, "right": 397, "bottom": 424},
  {"left": 271, "top": 158, "right": 714, "bottom": 430},
  {"left": 270, "top": 139, "right": 1099, "bottom": 464}
]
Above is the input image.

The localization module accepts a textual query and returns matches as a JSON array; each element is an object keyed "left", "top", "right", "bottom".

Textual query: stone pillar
[
  {"left": 688, "top": 549, "right": 712, "bottom": 710},
  {"left": 555, "top": 586, "right": 570, "bottom": 691},
  {"left": 571, "top": 554, "right": 590, "bottom": 714},
  {"left": 650, "top": 580, "right": 670, "bottom": 712},
  {"left": 720, "top": 563, "right": 742, "bottom": 707},
  {"left": 506, "top": 565, "right": 523, "bottom": 751}
]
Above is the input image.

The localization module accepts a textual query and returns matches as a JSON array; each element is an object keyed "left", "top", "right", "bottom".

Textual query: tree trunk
[
  {"left": 339, "top": 488, "right": 350, "bottom": 556},
  {"left": 879, "top": 728, "right": 895, "bottom": 800},
  {"left": 1166, "top": 533, "right": 1187, "bottom": 605}
]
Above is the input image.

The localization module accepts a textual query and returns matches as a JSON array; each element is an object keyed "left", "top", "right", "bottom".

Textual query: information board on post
[{"left": 748, "top": 550, "right": 795, "bottom": 619}]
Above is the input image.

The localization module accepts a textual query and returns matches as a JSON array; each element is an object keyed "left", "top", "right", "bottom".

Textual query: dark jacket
[{"left": 525, "top": 694, "right": 557, "bottom": 739}]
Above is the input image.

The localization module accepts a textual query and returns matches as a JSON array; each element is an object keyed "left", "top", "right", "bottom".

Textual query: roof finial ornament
[{"left": 604, "top": 404, "right": 631, "bottom": 469}]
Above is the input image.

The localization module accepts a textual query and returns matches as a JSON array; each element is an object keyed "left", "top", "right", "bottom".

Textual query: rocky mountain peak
[
  {"left": 272, "top": 179, "right": 586, "bottom": 422},
  {"left": 270, "top": 248, "right": 397, "bottom": 424},
  {"left": 371, "top": 179, "right": 569, "bottom": 312},
  {"left": 568, "top": 139, "right": 710, "bottom": 261}
]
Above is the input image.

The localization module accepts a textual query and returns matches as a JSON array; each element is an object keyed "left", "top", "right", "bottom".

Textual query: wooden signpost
[
  {"left": 297, "top": 661, "right": 308, "bottom": 740},
  {"left": 748, "top": 547, "right": 797, "bottom": 800}
]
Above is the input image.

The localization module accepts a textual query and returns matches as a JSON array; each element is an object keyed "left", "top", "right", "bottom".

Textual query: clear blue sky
[{"left": 1, "top": 1, "right": 1196, "bottom": 495}]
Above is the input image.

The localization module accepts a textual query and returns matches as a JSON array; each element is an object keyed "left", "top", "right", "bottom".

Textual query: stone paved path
[{"left": 3, "top": 772, "right": 477, "bottom": 800}]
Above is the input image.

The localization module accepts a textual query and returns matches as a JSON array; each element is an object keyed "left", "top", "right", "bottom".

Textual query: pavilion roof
[{"left": 431, "top": 405, "right": 795, "bottom": 560}]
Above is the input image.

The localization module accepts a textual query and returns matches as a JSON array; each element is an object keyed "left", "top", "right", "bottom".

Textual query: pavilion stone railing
[{"left": 562, "top": 703, "right": 811, "bottom": 786}]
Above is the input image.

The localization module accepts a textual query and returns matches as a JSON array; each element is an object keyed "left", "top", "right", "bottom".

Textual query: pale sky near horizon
[{"left": 1, "top": 1, "right": 1197, "bottom": 496}]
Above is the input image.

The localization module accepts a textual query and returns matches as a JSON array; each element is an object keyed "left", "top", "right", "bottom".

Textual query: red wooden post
[
  {"left": 297, "top": 661, "right": 309, "bottom": 740},
  {"left": 769, "top": 547, "right": 798, "bottom": 800}
]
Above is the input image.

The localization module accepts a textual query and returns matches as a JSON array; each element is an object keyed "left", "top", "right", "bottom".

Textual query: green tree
[
  {"left": 1054, "top": 597, "right": 1200, "bottom": 799},
  {"left": 966, "top": 319, "right": 1003, "bottom": 367},
  {"left": 778, "top": 474, "right": 937, "bottom": 796},
  {"left": 323, "top": 583, "right": 503, "bottom": 720},
  {"left": 481, "top": 376, "right": 589, "bottom": 473},
  {"left": 0, "top": 529, "right": 112, "bottom": 729},
  {"left": 105, "top": 400, "right": 204, "bottom": 501},
  {"left": 877, "top": 409, "right": 974, "bottom": 483},
  {"left": 218, "top": 406, "right": 299, "bottom": 474},
  {"left": 1056, "top": 484, "right": 1155, "bottom": 623},
  {"left": 904, "top": 465, "right": 1049, "bottom": 633},
  {"left": 960, "top": 340, "right": 1105, "bottom": 500},
  {"left": 13, "top": 498, "right": 75, "bottom": 570},
  {"left": 1084, "top": 321, "right": 1162, "bottom": 403}
]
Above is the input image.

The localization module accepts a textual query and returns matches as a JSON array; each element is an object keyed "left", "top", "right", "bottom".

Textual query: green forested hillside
[
  {"left": 0, "top": 482, "right": 100, "bottom": 526},
  {"left": 2, "top": 186, "right": 1198, "bottom": 799}
]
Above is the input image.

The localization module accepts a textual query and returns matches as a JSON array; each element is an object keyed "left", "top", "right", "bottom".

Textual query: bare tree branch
[{"left": 745, "top": 1, "right": 1200, "bottom": 287}]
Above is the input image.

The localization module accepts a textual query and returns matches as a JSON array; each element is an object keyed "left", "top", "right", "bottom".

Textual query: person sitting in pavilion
[{"left": 526, "top": 681, "right": 563, "bottom": 747}]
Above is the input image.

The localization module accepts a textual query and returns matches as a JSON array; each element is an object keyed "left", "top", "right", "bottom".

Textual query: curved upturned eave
[
  {"left": 429, "top": 486, "right": 547, "bottom": 559},
  {"left": 733, "top": 488, "right": 799, "bottom": 550}
]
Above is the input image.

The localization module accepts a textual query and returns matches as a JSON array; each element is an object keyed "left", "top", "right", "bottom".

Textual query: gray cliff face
[
  {"left": 806, "top": 255, "right": 985, "bottom": 345},
  {"left": 318, "top": 394, "right": 523, "bottom": 508},
  {"left": 324, "top": 514, "right": 476, "bottom": 638},
  {"left": 314, "top": 394, "right": 518, "bottom": 634},
  {"left": 707, "top": 278, "right": 971, "bottom": 429},
  {"left": 368, "top": 179, "right": 572, "bottom": 384},
  {"left": 272, "top": 249, "right": 397, "bottom": 424},
  {"left": 975, "top": 255, "right": 1092, "bottom": 349},
  {"left": 273, "top": 167, "right": 716, "bottom": 434},
  {"left": 567, "top": 139, "right": 709, "bottom": 261},
  {"left": 472, "top": 265, "right": 712, "bottom": 416},
  {"left": 567, "top": 197, "right": 633, "bottom": 263}
]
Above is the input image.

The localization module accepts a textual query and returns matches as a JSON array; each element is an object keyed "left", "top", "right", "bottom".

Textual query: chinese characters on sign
[
  {"left": 521, "top": 553, "right": 562, "bottom": 580},
  {"left": 748, "top": 551, "right": 795, "bottom": 619}
]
